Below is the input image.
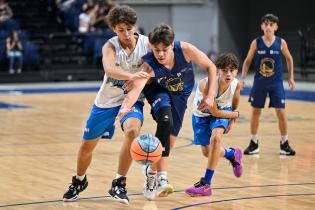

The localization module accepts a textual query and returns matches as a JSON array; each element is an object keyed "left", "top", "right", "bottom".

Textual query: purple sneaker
[
  {"left": 230, "top": 147, "right": 243, "bottom": 177},
  {"left": 185, "top": 178, "right": 212, "bottom": 196}
]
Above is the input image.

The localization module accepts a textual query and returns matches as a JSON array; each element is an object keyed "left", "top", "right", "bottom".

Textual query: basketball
[{"left": 130, "top": 134, "right": 163, "bottom": 165}]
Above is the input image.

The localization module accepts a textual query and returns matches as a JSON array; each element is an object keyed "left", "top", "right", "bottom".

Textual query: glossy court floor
[{"left": 0, "top": 79, "right": 314, "bottom": 210}]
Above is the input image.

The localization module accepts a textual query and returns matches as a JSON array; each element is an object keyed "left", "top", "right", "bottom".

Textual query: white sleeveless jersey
[
  {"left": 193, "top": 77, "right": 239, "bottom": 117},
  {"left": 94, "top": 34, "right": 149, "bottom": 108}
]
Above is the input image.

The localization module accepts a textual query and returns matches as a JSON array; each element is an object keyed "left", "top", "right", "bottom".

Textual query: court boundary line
[
  {"left": 171, "top": 193, "right": 315, "bottom": 209},
  {"left": 0, "top": 182, "right": 314, "bottom": 208}
]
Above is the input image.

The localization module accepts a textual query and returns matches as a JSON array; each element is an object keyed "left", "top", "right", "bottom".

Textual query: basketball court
[{"left": 1, "top": 78, "right": 314, "bottom": 210}]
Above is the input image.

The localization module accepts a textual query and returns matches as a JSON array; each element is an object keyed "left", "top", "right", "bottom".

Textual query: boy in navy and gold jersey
[{"left": 241, "top": 14, "right": 296, "bottom": 156}]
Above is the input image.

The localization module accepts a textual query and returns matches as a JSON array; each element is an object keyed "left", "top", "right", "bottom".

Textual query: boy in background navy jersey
[{"left": 241, "top": 13, "right": 296, "bottom": 156}]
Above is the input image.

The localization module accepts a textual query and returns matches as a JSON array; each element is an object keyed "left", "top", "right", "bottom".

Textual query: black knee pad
[{"left": 155, "top": 107, "right": 173, "bottom": 157}]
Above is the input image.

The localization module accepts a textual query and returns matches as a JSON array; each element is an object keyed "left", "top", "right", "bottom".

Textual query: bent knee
[
  {"left": 210, "top": 135, "right": 221, "bottom": 146},
  {"left": 124, "top": 126, "right": 140, "bottom": 139}
]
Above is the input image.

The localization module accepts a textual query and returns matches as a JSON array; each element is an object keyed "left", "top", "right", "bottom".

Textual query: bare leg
[
  {"left": 77, "top": 138, "right": 100, "bottom": 176},
  {"left": 275, "top": 108, "right": 287, "bottom": 136},
  {"left": 250, "top": 107, "right": 262, "bottom": 135},
  {"left": 117, "top": 117, "right": 142, "bottom": 176},
  {"left": 207, "top": 128, "right": 225, "bottom": 169}
]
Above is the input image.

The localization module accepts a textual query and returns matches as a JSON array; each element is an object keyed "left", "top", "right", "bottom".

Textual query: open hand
[{"left": 114, "top": 107, "right": 134, "bottom": 127}]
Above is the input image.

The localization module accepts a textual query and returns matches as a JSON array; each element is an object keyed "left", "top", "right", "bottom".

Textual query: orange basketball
[{"left": 130, "top": 134, "right": 163, "bottom": 165}]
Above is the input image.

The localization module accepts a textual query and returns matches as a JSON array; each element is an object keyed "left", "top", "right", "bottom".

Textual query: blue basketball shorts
[
  {"left": 249, "top": 82, "right": 285, "bottom": 108},
  {"left": 83, "top": 101, "right": 144, "bottom": 140},
  {"left": 144, "top": 85, "right": 189, "bottom": 136},
  {"left": 192, "top": 108, "right": 232, "bottom": 146}
]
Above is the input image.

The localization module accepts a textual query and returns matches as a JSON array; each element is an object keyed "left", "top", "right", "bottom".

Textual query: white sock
[
  {"left": 115, "top": 173, "right": 124, "bottom": 179},
  {"left": 157, "top": 171, "right": 167, "bottom": 180},
  {"left": 251, "top": 135, "right": 258, "bottom": 143},
  {"left": 76, "top": 174, "right": 86, "bottom": 181},
  {"left": 281, "top": 135, "right": 288, "bottom": 144}
]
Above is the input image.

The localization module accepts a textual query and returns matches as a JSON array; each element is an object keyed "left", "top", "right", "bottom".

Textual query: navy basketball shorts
[{"left": 249, "top": 82, "right": 285, "bottom": 108}]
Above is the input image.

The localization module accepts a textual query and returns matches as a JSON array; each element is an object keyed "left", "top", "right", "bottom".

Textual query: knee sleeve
[{"left": 155, "top": 107, "right": 173, "bottom": 157}]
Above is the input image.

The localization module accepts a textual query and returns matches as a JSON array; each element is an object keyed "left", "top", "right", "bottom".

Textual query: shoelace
[
  {"left": 147, "top": 174, "right": 156, "bottom": 190},
  {"left": 68, "top": 183, "right": 79, "bottom": 192}
]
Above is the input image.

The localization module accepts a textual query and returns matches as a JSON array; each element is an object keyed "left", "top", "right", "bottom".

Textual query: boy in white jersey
[
  {"left": 62, "top": 6, "right": 150, "bottom": 205},
  {"left": 186, "top": 53, "right": 243, "bottom": 196}
]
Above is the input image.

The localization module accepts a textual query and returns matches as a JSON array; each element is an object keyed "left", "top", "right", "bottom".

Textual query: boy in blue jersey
[
  {"left": 115, "top": 23, "right": 218, "bottom": 200},
  {"left": 241, "top": 14, "right": 296, "bottom": 155},
  {"left": 186, "top": 53, "right": 242, "bottom": 196}
]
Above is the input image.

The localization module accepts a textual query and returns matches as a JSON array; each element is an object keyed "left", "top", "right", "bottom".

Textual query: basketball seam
[{"left": 130, "top": 149, "right": 161, "bottom": 157}]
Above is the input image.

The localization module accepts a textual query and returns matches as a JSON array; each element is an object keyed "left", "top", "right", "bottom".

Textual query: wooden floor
[{"left": 1, "top": 91, "right": 314, "bottom": 210}]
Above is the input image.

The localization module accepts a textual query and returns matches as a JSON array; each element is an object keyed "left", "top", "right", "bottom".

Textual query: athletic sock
[
  {"left": 224, "top": 147, "right": 235, "bottom": 160},
  {"left": 76, "top": 174, "right": 86, "bottom": 181},
  {"left": 204, "top": 169, "right": 214, "bottom": 185},
  {"left": 251, "top": 135, "right": 258, "bottom": 144},
  {"left": 281, "top": 135, "right": 288, "bottom": 144}
]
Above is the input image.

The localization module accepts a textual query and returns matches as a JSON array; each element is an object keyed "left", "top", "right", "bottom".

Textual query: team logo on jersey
[
  {"left": 164, "top": 76, "right": 184, "bottom": 92},
  {"left": 259, "top": 58, "right": 275, "bottom": 77},
  {"left": 158, "top": 72, "right": 184, "bottom": 92},
  {"left": 257, "top": 50, "right": 266, "bottom": 54}
]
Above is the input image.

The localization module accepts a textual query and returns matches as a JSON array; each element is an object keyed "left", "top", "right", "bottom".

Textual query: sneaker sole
[
  {"left": 280, "top": 150, "right": 296, "bottom": 156},
  {"left": 63, "top": 195, "right": 79, "bottom": 202},
  {"left": 108, "top": 191, "right": 129, "bottom": 205},
  {"left": 158, "top": 185, "right": 174, "bottom": 197},
  {"left": 244, "top": 148, "right": 259, "bottom": 155},
  {"left": 185, "top": 191, "right": 212, "bottom": 197}
]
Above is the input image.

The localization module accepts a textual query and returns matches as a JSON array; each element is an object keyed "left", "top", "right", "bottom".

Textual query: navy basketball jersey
[
  {"left": 253, "top": 36, "right": 283, "bottom": 85},
  {"left": 142, "top": 40, "right": 195, "bottom": 96}
]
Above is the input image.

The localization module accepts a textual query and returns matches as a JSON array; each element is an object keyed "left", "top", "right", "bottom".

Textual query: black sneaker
[
  {"left": 280, "top": 140, "right": 296, "bottom": 156},
  {"left": 108, "top": 176, "right": 129, "bottom": 205},
  {"left": 244, "top": 139, "right": 259, "bottom": 155},
  {"left": 63, "top": 175, "right": 88, "bottom": 201}
]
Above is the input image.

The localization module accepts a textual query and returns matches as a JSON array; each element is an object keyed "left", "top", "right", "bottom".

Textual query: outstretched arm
[
  {"left": 181, "top": 41, "right": 217, "bottom": 110},
  {"left": 114, "top": 62, "right": 154, "bottom": 125}
]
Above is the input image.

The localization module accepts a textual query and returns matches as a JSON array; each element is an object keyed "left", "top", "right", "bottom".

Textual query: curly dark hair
[
  {"left": 215, "top": 53, "right": 239, "bottom": 70},
  {"left": 107, "top": 5, "right": 137, "bottom": 28},
  {"left": 148, "top": 23, "right": 175, "bottom": 46},
  {"left": 261, "top": 13, "right": 279, "bottom": 24}
]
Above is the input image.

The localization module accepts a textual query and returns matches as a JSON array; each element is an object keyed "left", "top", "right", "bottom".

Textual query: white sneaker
[
  {"left": 9, "top": 69, "right": 14, "bottom": 74},
  {"left": 143, "top": 165, "right": 157, "bottom": 200},
  {"left": 157, "top": 176, "right": 174, "bottom": 197}
]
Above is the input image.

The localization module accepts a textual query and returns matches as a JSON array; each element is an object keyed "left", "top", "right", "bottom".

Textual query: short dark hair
[
  {"left": 148, "top": 23, "right": 175, "bottom": 46},
  {"left": 108, "top": 5, "right": 137, "bottom": 28},
  {"left": 215, "top": 53, "right": 239, "bottom": 70},
  {"left": 261, "top": 13, "right": 279, "bottom": 24}
]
